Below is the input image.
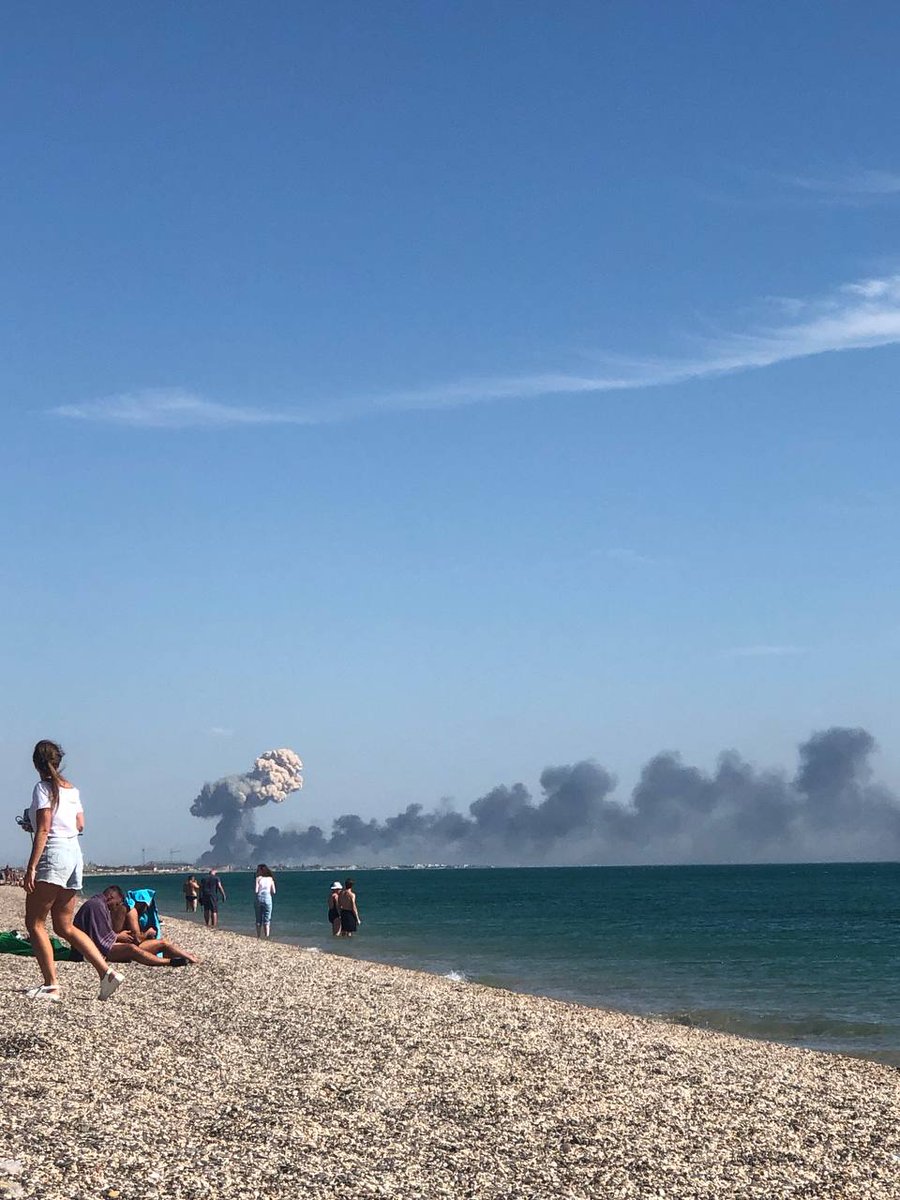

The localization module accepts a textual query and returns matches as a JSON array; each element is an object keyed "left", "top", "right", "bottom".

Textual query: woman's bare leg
[
  {"left": 51, "top": 891, "right": 111, "bottom": 980},
  {"left": 24, "top": 884, "right": 57, "bottom": 988}
]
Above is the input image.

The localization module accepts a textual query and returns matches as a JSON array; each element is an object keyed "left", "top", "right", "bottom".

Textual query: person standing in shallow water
[
  {"left": 338, "top": 878, "right": 361, "bottom": 937},
  {"left": 23, "top": 740, "right": 124, "bottom": 1001},
  {"left": 183, "top": 874, "right": 200, "bottom": 913},
  {"left": 199, "top": 869, "right": 227, "bottom": 927},
  {"left": 327, "top": 881, "right": 342, "bottom": 936},
  {"left": 254, "top": 864, "right": 276, "bottom": 939}
]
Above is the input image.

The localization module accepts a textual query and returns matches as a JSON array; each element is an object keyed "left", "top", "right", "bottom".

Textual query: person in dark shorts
[
  {"left": 199, "top": 870, "right": 226, "bottom": 928},
  {"left": 327, "top": 881, "right": 342, "bottom": 937},
  {"left": 337, "top": 878, "right": 361, "bottom": 937},
  {"left": 183, "top": 875, "right": 200, "bottom": 913}
]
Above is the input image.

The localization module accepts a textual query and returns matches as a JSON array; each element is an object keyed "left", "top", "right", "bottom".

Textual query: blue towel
[{"left": 124, "top": 888, "right": 162, "bottom": 937}]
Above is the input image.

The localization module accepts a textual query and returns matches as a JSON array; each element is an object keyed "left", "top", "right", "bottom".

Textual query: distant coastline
[{"left": 83, "top": 861, "right": 475, "bottom": 875}]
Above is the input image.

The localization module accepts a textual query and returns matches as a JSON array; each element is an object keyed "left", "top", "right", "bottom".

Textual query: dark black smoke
[{"left": 243, "top": 727, "right": 900, "bottom": 867}]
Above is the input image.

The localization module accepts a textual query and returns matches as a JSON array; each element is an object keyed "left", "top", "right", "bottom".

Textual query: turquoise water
[{"left": 88, "top": 863, "right": 900, "bottom": 1063}]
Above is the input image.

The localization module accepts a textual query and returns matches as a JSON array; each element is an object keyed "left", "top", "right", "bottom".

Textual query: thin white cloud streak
[
  {"left": 786, "top": 168, "right": 900, "bottom": 198},
  {"left": 725, "top": 645, "right": 808, "bottom": 659},
  {"left": 53, "top": 389, "right": 317, "bottom": 430},
  {"left": 374, "top": 272, "right": 900, "bottom": 411},
  {"left": 51, "top": 273, "right": 900, "bottom": 429},
  {"left": 605, "top": 547, "right": 659, "bottom": 567}
]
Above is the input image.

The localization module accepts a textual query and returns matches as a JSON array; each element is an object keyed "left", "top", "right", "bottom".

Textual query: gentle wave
[
  {"left": 661, "top": 1006, "right": 898, "bottom": 1046},
  {"left": 88, "top": 864, "right": 900, "bottom": 1062}
]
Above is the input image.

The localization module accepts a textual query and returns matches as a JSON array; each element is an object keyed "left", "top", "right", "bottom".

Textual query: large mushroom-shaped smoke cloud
[{"left": 191, "top": 748, "right": 303, "bottom": 865}]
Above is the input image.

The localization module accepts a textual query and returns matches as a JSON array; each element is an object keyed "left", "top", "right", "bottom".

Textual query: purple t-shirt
[{"left": 72, "top": 893, "right": 116, "bottom": 956}]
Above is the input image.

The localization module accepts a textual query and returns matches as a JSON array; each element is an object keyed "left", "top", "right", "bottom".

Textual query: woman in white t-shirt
[
  {"left": 23, "top": 740, "right": 124, "bottom": 1002},
  {"left": 254, "top": 863, "right": 276, "bottom": 939}
]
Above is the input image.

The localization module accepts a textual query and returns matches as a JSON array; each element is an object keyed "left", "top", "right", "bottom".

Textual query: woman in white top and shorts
[
  {"left": 254, "top": 864, "right": 276, "bottom": 939},
  {"left": 23, "top": 740, "right": 124, "bottom": 1001}
]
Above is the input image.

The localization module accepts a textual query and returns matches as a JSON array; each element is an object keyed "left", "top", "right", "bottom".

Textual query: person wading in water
[{"left": 337, "top": 878, "right": 361, "bottom": 938}]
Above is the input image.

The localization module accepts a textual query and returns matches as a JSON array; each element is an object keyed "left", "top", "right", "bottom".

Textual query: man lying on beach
[{"left": 73, "top": 888, "right": 198, "bottom": 967}]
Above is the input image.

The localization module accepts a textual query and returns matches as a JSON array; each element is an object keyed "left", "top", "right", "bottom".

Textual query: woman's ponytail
[{"left": 32, "top": 740, "right": 64, "bottom": 811}]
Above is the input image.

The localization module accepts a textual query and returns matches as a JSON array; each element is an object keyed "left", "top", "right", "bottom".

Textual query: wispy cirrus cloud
[
  {"left": 370, "top": 271, "right": 900, "bottom": 410},
  {"left": 53, "top": 388, "right": 318, "bottom": 430},
  {"left": 784, "top": 168, "right": 900, "bottom": 201},
  {"left": 52, "top": 272, "right": 900, "bottom": 429},
  {"left": 605, "top": 547, "right": 660, "bottom": 567},
  {"left": 725, "top": 645, "right": 809, "bottom": 659}
]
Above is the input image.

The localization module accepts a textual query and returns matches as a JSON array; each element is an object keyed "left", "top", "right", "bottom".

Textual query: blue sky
[{"left": 3, "top": 3, "right": 900, "bottom": 863}]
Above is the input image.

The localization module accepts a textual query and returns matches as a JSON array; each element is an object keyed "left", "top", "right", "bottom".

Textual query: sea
[{"left": 87, "top": 862, "right": 900, "bottom": 1066}]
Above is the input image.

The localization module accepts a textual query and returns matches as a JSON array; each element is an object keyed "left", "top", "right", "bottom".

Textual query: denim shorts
[
  {"left": 255, "top": 897, "right": 273, "bottom": 923},
  {"left": 35, "top": 835, "right": 83, "bottom": 891}
]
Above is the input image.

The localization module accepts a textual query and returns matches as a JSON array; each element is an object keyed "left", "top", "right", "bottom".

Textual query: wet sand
[{"left": 1, "top": 884, "right": 899, "bottom": 1199}]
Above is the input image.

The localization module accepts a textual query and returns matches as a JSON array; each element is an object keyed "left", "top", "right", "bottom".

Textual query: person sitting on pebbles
[
  {"left": 74, "top": 887, "right": 199, "bottom": 967},
  {"left": 119, "top": 888, "right": 163, "bottom": 944},
  {"left": 131, "top": 901, "right": 158, "bottom": 941}
]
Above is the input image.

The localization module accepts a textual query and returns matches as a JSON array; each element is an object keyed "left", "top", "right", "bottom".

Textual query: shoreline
[
  {"left": 2, "top": 887, "right": 900, "bottom": 1198},
  {"left": 77, "top": 865, "right": 900, "bottom": 1067},
  {"left": 206, "top": 921, "right": 900, "bottom": 1070},
  {"left": 156, "top": 899, "right": 900, "bottom": 1070}
]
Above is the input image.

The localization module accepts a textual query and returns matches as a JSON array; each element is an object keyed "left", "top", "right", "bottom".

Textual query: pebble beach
[{"left": 1, "top": 886, "right": 899, "bottom": 1200}]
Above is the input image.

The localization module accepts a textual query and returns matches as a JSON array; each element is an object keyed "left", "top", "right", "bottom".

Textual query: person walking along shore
[{"left": 23, "top": 740, "right": 123, "bottom": 1001}]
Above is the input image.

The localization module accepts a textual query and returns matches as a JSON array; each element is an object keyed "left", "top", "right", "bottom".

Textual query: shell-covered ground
[{"left": 1, "top": 885, "right": 899, "bottom": 1200}]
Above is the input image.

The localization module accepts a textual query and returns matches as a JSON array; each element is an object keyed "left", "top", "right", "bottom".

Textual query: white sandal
[
  {"left": 25, "top": 984, "right": 60, "bottom": 1003},
  {"left": 98, "top": 968, "right": 124, "bottom": 1001}
]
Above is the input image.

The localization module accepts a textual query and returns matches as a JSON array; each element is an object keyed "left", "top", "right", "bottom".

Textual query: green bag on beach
[{"left": 0, "top": 930, "right": 75, "bottom": 961}]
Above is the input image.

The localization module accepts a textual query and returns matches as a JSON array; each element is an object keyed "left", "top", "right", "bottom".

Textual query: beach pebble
[{"left": 0, "top": 887, "right": 899, "bottom": 1199}]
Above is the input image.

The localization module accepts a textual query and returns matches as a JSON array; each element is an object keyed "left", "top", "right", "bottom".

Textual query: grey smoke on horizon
[
  {"left": 191, "top": 729, "right": 900, "bottom": 867},
  {"left": 190, "top": 748, "right": 303, "bottom": 865}
]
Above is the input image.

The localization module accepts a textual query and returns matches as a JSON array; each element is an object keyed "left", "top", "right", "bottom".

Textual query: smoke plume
[
  {"left": 191, "top": 748, "right": 303, "bottom": 865},
  {"left": 191, "top": 729, "right": 900, "bottom": 867}
]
